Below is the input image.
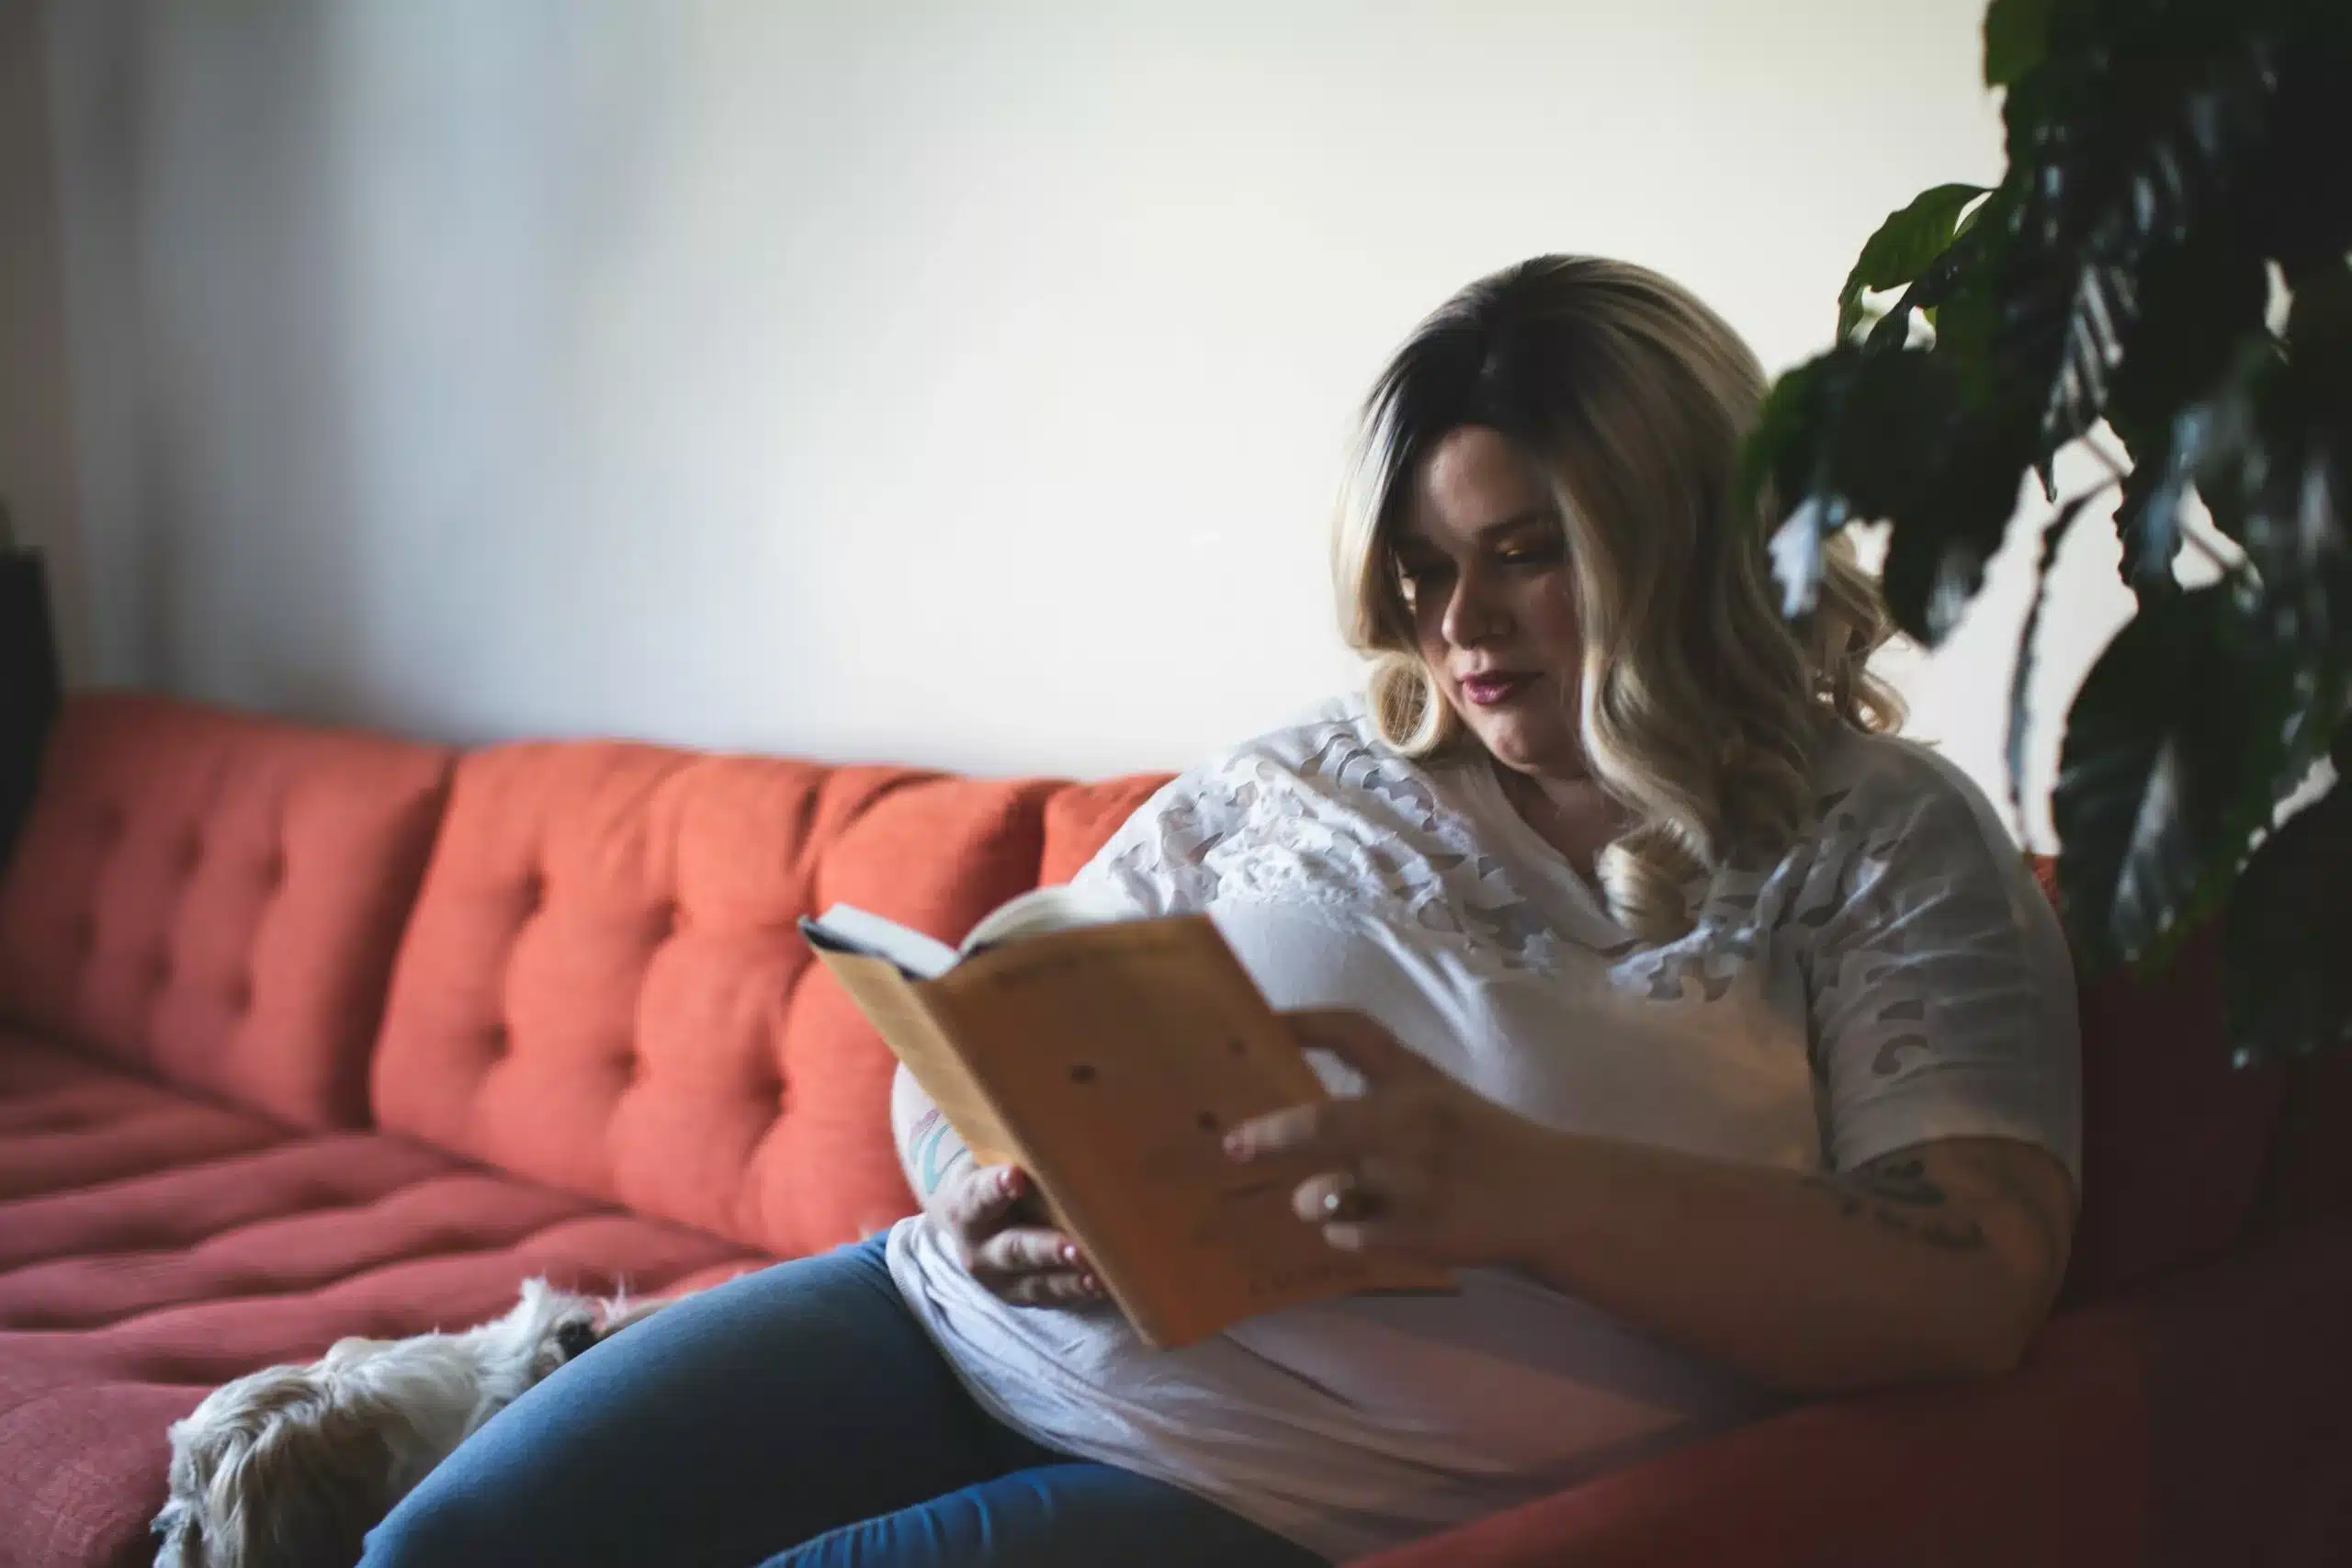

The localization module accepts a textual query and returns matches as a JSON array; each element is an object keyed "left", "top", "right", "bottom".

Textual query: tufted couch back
[
  {"left": 0, "top": 695, "right": 451, "bottom": 1129},
  {"left": 8, "top": 693, "right": 2336, "bottom": 1300},
  {"left": 367, "top": 741, "right": 1173, "bottom": 1260}
]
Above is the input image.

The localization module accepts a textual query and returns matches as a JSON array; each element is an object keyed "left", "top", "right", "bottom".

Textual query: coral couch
[{"left": 0, "top": 693, "right": 2346, "bottom": 1568}]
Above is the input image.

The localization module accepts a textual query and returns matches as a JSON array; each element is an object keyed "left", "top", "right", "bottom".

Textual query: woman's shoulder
[
  {"left": 1147, "top": 690, "right": 1403, "bottom": 795},
  {"left": 1086, "top": 692, "right": 1380, "bottom": 849},
  {"left": 1238, "top": 689, "right": 1385, "bottom": 761},
  {"left": 1787, "top": 723, "right": 2058, "bottom": 953},
  {"left": 1070, "top": 687, "right": 1486, "bottom": 921},
  {"left": 1806, "top": 723, "right": 2018, "bottom": 853}
]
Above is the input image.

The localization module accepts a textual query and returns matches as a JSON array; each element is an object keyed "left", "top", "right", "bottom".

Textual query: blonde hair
[{"left": 1333, "top": 256, "right": 1903, "bottom": 942}]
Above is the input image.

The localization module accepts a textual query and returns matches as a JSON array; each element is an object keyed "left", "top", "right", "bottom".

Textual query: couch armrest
[{"left": 1361, "top": 1303, "right": 2154, "bottom": 1568}]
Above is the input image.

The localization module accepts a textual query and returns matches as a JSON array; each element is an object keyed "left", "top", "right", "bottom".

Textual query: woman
[{"left": 363, "top": 257, "right": 2080, "bottom": 1568}]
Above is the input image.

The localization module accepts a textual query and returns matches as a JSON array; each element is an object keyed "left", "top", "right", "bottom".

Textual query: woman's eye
[{"left": 1498, "top": 541, "right": 1564, "bottom": 568}]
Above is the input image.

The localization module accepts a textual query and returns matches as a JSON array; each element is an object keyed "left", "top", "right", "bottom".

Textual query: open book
[{"left": 799, "top": 887, "right": 1453, "bottom": 1348}]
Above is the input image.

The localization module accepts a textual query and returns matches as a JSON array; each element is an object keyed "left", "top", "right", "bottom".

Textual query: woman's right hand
[{"left": 932, "top": 1164, "right": 1108, "bottom": 1308}]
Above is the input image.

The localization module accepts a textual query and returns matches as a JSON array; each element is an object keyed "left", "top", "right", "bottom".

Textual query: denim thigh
[
  {"left": 360, "top": 1234, "right": 1056, "bottom": 1568},
  {"left": 762, "top": 1459, "right": 1330, "bottom": 1568}
]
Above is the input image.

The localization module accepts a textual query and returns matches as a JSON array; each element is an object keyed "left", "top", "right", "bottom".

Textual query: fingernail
[
  {"left": 1081, "top": 1274, "right": 1102, "bottom": 1293},
  {"left": 998, "top": 1169, "right": 1017, "bottom": 1196},
  {"left": 1060, "top": 1243, "right": 1080, "bottom": 1265},
  {"left": 1222, "top": 1134, "right": 1248, "bottom": 1159}
]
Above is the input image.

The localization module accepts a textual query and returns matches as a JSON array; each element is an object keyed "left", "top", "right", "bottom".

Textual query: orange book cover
[{"left": 803, "top": 903, "right": 1454, "bottom": 1348}]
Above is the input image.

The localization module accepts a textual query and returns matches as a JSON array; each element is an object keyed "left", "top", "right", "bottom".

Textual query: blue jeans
[{"left": 360, "top": 1234, "right": 1329, "bottom": 1568}]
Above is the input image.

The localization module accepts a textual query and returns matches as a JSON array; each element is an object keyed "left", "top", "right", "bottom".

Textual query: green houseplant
[{"left": 1748, "top": 0, "right": 2352, "bottom": 1064}]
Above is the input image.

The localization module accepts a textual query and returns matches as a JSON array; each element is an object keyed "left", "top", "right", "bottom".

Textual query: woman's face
[{"left": 1394, "top": 425, "right": 1587, "bottom": 778}]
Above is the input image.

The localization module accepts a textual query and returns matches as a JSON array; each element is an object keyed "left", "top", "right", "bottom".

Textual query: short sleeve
[
  {"left": 1063, "top": 773, "right": 1219, "bottom": 918},
  {"left": 1804, "top": 756, "right": 2083, "bottom": 1192}
]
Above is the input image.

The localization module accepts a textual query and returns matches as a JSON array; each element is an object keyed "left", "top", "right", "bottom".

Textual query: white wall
[{"left": 30, "top": 0, "right": 2134, "bottom": 841}]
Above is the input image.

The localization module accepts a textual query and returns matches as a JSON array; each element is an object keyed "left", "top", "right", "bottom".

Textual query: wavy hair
[{"left": 1333, "top": 256, "right": 1904, "bottom": 942}]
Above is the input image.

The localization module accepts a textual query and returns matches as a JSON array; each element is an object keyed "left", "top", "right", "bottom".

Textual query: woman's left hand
[{"left": 1222, "top": 1008, "right": 1569, "bottom": 1268}]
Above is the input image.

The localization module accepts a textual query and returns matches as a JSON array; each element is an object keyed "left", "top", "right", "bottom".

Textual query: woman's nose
[{"left": 1442, "top": 574, "right": 1509, "bottom": 647}]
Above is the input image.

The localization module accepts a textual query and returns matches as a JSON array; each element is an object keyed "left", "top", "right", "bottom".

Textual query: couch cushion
[
  {"left": 0, "top": 1032, "right": 286, "bottom": 1201},
  {"left": 0, "top": 694, "right": 452, "bottom": 1129},
  {"left": 1036, "top": 775, "right": 1174, "bottom": 886},
  {"left": 372, "top": 742, "right": 1068, "bottom": 1261},
  {"left": 2060, "top": 921, "right": 2291, "bottom": 1303},
  {"left": 2256, "top": 1041, "right": 2352, "bottom": 1230},
  {"left": 2141, "top": 1223, "right": 2352, "bottom": 1568},
  {"left": 0, "top": 1028, "right": 762, "bottom": 1568}
]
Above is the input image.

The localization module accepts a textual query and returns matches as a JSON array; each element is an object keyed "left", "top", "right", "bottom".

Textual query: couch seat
[{"left": 0, "top": 1029, "right": 770, "bottom": 1568}]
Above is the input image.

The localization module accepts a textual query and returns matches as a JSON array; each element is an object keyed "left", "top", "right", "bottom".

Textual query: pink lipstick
[{"left": 1462, "top": 673, "right": 1533, "bottom": 706}]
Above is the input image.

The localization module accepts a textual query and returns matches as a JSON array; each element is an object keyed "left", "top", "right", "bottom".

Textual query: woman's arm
[
  {"left": 1227, "top": 1010, "right": 2075, "bottom": 1397},
  {"left": 891, "top": 1065, "right": 1110, "bottom": 1305},
  {"left": 891, "top": 1063, "right": 974, "bottom": 1207},
  {"left": 1510, "top": 1129, "right": 2073, "bottom": 1393}
]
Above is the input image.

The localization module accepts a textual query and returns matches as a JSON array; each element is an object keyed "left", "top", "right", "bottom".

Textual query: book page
[
  {"left": 803, "top": 907, "right": 960, "bottom": 981},
  {"left": 933, "top": 916, "right": 1452, "bottom": 1347},
  {"left": 960, "top": 882, "right": 1139, "bottom": 953}
]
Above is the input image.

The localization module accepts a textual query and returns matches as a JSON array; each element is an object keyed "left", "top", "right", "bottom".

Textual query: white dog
[{"left": 153, "top": 1279, "right": 672, "bottom": 1568}]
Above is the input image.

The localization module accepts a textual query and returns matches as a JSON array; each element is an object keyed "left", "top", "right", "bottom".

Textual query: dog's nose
[{"left": 555, "top": 1316, "right": 599, "bottom": 1361}]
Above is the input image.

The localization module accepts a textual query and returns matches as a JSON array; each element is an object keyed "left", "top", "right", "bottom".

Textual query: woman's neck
[{"left": 1491, "top": 759, "right": 1627, "bottom": 880}]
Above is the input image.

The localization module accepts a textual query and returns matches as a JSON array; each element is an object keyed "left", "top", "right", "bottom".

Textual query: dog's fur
[{"left": 153, "top": 1280, "right": 670, "bottom": 1568}]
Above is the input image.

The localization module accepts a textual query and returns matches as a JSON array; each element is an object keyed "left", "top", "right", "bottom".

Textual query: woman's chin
[{"left": 1465, "top": 713, "right": 1580, "bottom": 778}]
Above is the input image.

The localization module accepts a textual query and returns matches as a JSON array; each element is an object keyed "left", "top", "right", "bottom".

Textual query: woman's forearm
[
  {"left": 890, "top": 1065, "right": 974, "bottom": 1208},
  {"left": 1512, "top": 1131, "right": 2074, "bottom": 1395}
]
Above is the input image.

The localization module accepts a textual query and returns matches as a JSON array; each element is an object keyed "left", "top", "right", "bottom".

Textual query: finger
[
  {"left": 1318, "top": 1209, "right": 1444, "bottom": 1257},
  {"left": 972, "top": 1225, "right": 1084, "bottom": 1280},
  {"left": 1292, "top": 1168, "right": 1387, "bottom": 1224},
  {"left": 1282, "top": 1009, "right": 1441, "bottom": 1088},
  {"left": 1224, "top": 1094, "right": 1381, "bottom": 1164},
  {"left": 1000, "top": 1269, "right": 1108, "bottom": 1308},
  {"left": 1292, "top": 1152, "right": 1434, "bottom": 1221},
  {"left": 943, "top": 1165, "right": 1026, "bottom": 1239},
  {"left": 1318, "top": 1219, "right": 1393, "bottom": 1253}
]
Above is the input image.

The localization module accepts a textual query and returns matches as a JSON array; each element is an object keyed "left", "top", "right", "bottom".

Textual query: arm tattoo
[
  {"left": 908, "top": 1108, "right": 972, "bottom": 1197},
  {"left": 1949, "top": 1142, "right": 2074, "bottom": 1289},
  {"left": 1805, "top": 1154, "right": 1988, "bottom": 1253}
]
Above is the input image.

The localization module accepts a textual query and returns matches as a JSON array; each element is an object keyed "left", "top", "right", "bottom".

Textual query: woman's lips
[{"left": 1461, "top": 672, "right": 1534, "bottom": 706}]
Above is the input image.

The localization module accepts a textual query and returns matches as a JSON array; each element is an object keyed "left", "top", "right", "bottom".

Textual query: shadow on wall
[
  {"left": 1, "top": 0, "right": 89, "bottom": 683},
  {"left": 40, "top": 2, "right": 712, "bottom": 744},
  {"left": 44, "top": 0, "right": 370, "bottom": 720}
]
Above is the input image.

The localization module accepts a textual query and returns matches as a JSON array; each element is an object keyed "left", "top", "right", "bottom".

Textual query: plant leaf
[
  {"left": 1822, "top": 349, "right": 1967, "bottom": 521},
  {"left": 2240, "top": 30, "right": 2352, "bottom": 280},
  {"left": 2222, "top": 781, "right": 2352, "bottom": 1066},
  {"left": 1837, "top": 184, "right": 1989, "bottom": 342},
  {"left": 2112, "top": 350, "right": 2265, "bottom": 600},
  {"left": 2161, "top": 290, "right": 2348, "bottom": 659},
  {"left": 1737, "top": 349, "right": 1848, "bottom": 526},
  {"left": 2109, "top": 459, "right": 2178, "bottom": 605},
  {"left": 1871, "top": 401, "right": 2038, "bottom": 646},
  {"left": 2051, "top": 586, "right": 2321, "bottom": 971},
  {"left": 2105, "top": 236, "right": 2270, "bottom": 520},
  {"left": 2000, "top": 39, "right": 2283, "bottom": 462},
  {"left": 1768, "top": 494, "right": 1840, "bottom": 618},
  {"left": 1984, "top": 0, "right": 2051, "bottom": 88},
  {"left": 1880, "top": 512, "right": 1985, "bottom": 646}
]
